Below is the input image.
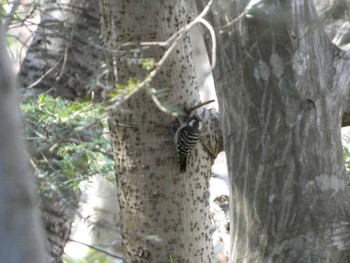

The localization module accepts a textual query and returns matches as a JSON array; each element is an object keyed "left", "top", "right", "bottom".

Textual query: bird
[{"left": 174, "top": 114, "right": 202, "bottom": 172}]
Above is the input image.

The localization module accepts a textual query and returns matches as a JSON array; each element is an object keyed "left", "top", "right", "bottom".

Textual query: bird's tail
[{"left": 179, "top": 158, "right": 187, "bottom": 173}]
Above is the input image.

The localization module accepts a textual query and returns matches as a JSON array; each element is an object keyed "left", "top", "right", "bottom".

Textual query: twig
[
  {"left": 150, "top": 88, "right": 178, "bottom": 117},
  {"left": 106, "top": 0, "right": 215, "bottom": 112},
  {"left": 141, "top": 0, "right": 216, "bottom": 69},
  {"left": 3, "top": 0, "right": 21, "bottom": 32},
  {"left": 141, "top": 0, "right": 214, "bottom": 48},
  {"left": 187, "top": 99, "right": 215, "bottom": 113},
  {"left": 68, "top": 239, "right": 123, "bottom": 259},
  {"left": 197, "top": 17, "right": 216, "bottom": 69},
  {"left": 26, "top": 59, "right": 62, "bottom": 89},
  {"left": 56, "top": 1, "right": 83, "bottom": 82},
  {"left": 28, "top": 155, "right": 40, "bottom": 173},
  {"left": 217, "top": 12, "right": 245, "bottom": 34},
  {"left": 106, "top": 27, "right": 181, "bottom": 111},
  {"left": 55, "top": 41, "right": 70, "bottom": 82}
]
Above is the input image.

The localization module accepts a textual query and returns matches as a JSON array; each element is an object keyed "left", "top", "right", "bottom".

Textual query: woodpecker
[{"left": 174, "top": 114, "right": 202, "bottom": 172}]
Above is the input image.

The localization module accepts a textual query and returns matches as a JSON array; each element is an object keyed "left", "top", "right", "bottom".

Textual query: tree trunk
[
  {"left": 199, "top": 0, "right": 350, "bottom": 262},
  {"left": 19, "top": 0, "right": 102, "bottom": 99},
  {"left": 0, "top": 24, "right": 46, "bottom": 263},
  {"left": 100, "top": 0, "right": 221, "bottom": 262},
  {"left": 19, "top": 1, "right": 101, "bottom": 262},
  {"left": 313, "top": 0, "right": 350, "bottom": 126}
]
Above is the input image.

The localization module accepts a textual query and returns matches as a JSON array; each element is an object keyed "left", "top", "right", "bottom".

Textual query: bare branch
[
  {"left": 187, "top": 99, "right": 216, "bottom": 114},
  {"left": 26, "top": 59, "right": 62, "bottom": 89},
  {"left": 106, "top": 0, "right": 216, "bottom": 112},
  {"left": 141, "top": 0, "right": 213, "bottom": 48},
  {"left": 197, "top": 18, "right": 216, "bottom": 69},
  {"left": 3, "top": 0, "right": 21, "bottom": 32},
  {"left": 68, "top": 239, "right": 122, "bottom": 259},
  {"left": 217, "top": 12, "right": 245, "bottom": 34},
  {"left": 150, "top": 88, "right": 179, "bottom": 117}
]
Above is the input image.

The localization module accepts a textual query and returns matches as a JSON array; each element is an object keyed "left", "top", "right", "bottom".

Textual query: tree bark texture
[
  {"left": 18, "top": 1, "right": 98, "bottom": 261},
  {"left": 100, "top": 0, "right": 222, "bottom": 262},
  {"left": 313, "top": 0, "right": 350, "bottom": 126},
  {"left": 199, "top": 0, "right": 350, "bottom": 262},
  {"left": 40, "top": 192, "right": 78, "bottom": 263},
  {"left": 19, "top": 0, "right": 102, "bottom": 99},
  {"left": 0, "top": 24, "right": 46, "bottom": 263}
]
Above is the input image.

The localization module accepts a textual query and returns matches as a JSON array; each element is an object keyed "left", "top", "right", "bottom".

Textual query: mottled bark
[
  {"left": 100, "top": 0, "right": 222, "bottom": 262},
  {"left": 0, "top": 24, "right": 46, "bottom": 263},
  {"left": 19, "top": 0, "right": 102, "bottom": 99},
  {"left": 18, "top": 1, "right": 101, "bottom": 262},
  {"left": 41, "top": 199, "right": 74, "bottom": 263},
  {"left": 314, "top": 0, "right": 350, "bottom": 126},
  {"left": 198, "top": 0, "right": 350, "bottom": 262}
]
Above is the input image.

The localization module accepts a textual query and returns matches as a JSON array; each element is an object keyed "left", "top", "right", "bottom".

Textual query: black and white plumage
[{"left": 174, "top": 114, "right": 202, "bottom": 172}]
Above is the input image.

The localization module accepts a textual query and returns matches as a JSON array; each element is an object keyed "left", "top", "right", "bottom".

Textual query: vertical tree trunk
[
  {"left": 19, "top": 0, "right": 102, "bottom": 99},
  {"left": 100, "top": 0, "right": 218, "bottom": 262},
  {"left": 0, "top": 24, "right": 46, "bottom": 263},
  {"left": 19, "top": 1, "right": 102, "bottom": 262},
  {"left": 199, "top": 0, "right": 350, "bottom": 261}
]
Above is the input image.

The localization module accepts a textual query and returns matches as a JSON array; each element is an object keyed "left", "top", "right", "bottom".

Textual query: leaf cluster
[{"left": 21, "top": 94, "right": 114, "bottom": 199}]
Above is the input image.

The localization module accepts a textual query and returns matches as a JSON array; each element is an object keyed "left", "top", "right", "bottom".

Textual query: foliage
[
  {"left": 21, "top": 94, "right": 114, "bottom": 199},
  {"left": 63, "top": 247, "right": 112, "bottom": 263},
  {"left": 343, "top": 135, "right": 350, "bottom": 186},
  {"left": 344, "top": 145, "right": 350, "bottom": 172},
  {"left": 141, "top": 58, "right": 155, "bottom": 70}
]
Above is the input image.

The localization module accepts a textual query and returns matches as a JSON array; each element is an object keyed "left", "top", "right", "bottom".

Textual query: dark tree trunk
[
  {"left": 19, "top": 0, "right": 102, "bottom": 99},
  {"left": 41, "top": 202, "right": 73, "bottom": 263},
  {"left": 198, "top": 0, "right": 350, "bottom": 262}
]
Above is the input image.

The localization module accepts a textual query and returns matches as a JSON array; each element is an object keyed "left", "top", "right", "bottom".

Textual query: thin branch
[
  {"left": 19, "top": 29, "right": 37, "bottom": 68},
  {"left": 187, "top": 99, "right": 215, "bottom": 113},
  {"left": 141, "top": 0, "right": 213, "bottom": 48},
  {"left": 55, "top": 40, "right": 70, "bottom": 82},
  {"left": 26, "top": 59, "right": 62, "bottom": 89},
  {"left": 55, "top": 0, "right": 84, "bottom": 82},
  {"left": 217, "top": 12, "right": 245, "bottom": 34},
  {"left": 106, "top": 0, "right": 215, "bottom": 113},
  {"left": 68, "top": 239, "right": 123, "bottom": 259},
  {"left": 106, "top": 32, "right": 176, "bottom": 112},
  {"left": 3, "top": 0, "right": 21, "bottom": 32},
  {"left": 150, "top": 88, "right": 179, "bottom": 117},
  {"left": 28, "top": 154, "right": 40, "bottom": 173},
  {"left": 197, "top": 17, "right": 216, "bottom": 69}
]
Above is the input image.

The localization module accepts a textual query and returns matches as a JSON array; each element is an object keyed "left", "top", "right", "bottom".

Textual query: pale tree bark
[
  {"left": 197, "top": 0, "right": 350, "bottom": 262},
  {"left": 100, "top": 0, "right": 222, "bottom": 262},
  {"left": 19, "top": 1, "right": 101, "bottom": 262},
  {"left": 0, "top": 24, "right": 46, "bottom": 263}
]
